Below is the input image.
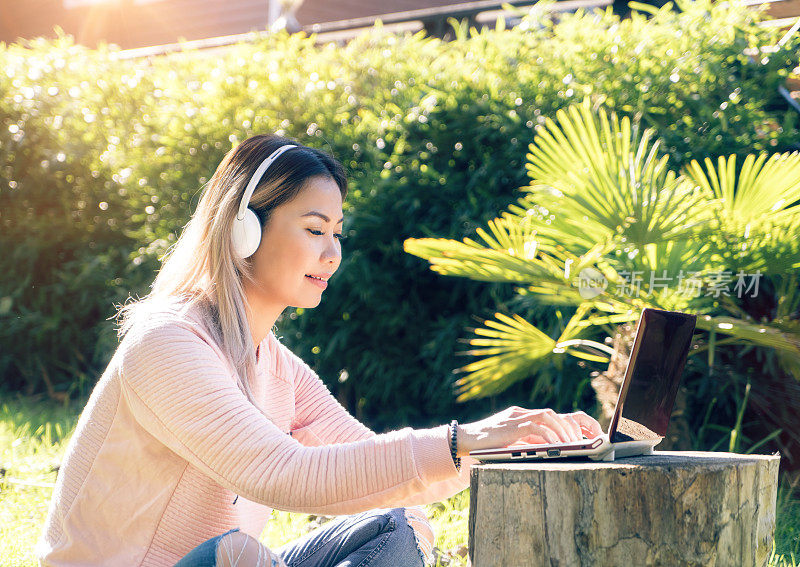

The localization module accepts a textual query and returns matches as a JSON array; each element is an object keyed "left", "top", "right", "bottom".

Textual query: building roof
[{"left": 0, "top": 0, "right": 508, "bottom": 49}]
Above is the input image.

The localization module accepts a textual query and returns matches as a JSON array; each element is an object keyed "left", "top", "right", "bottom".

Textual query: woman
[{"left": 37, "top": 135, "right": 602, "bottom": 567}]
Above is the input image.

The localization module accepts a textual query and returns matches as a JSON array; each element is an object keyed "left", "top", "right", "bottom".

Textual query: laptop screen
[{"left": 609, "top": 309, "right": 697, "bottom": 443}]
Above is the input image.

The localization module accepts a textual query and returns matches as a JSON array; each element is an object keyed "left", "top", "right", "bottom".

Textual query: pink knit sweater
[{"left": 36, "top": 302, "right": 475, "bottom": 566}]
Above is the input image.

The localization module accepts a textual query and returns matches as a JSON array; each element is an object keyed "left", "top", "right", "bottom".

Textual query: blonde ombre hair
[{"left": 116, "top": 134, "right": 348, "bottom": 408}]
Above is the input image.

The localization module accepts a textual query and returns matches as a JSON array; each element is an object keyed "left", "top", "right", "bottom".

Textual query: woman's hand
[
  {"left": 267, "top": 551, "right": 288, "bottom": 567},
  {"left": 510, "top": 411, "right": 604, "bottom": 447},
  {"left": 455, "top": 407, "right": 603, "bottom": 456},
  {"left": 217, "top": 532, "right": 288, "bottom": 567}
]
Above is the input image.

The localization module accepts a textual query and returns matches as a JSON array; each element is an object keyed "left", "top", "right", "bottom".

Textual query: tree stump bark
[{"left": 468, "top": 451, "right": 779, "bottom": 567}]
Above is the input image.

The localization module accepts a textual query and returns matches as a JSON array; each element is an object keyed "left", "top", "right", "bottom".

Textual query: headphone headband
[{"left": 236, "top": 144, "right": 298, "bottom": 221}]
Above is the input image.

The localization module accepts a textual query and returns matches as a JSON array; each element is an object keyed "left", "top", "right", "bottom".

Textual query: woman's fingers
[
  {"left": 519, "top": 409, "right": 598, "bottom": 442},
  {"left": 267, "top": 547, "right": 287, "bottom": 567},
  {"left": 540, "top": 410, "right": 588, "bottom": 442},
  {"left": 517, "top": 422, "right": 560, "bottom": 444},
  {"left": 538, "top": 412, "right": 574, "bottom": 442},
  {"left": 511, "top": 432, "right": 548, "bottom": 446},
  {"left": 462, "top": 407, "right": 604, "bottom": 453},
  {"left": 568, "top": 411, "right": 604, "bottom": 438},
  {"left": 562, "top": 414, "right": 582, "bottom": 440},
  {"left": 267, "top": 550, "right": 285, "bottom": 567}
]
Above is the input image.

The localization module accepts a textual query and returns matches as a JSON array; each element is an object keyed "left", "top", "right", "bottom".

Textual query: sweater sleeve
[
  {"left": 284, "top": 341, "right": 375, "bottom": 446},
  {"left": 118, "top": 320, "right": 461, "bottom": 516},
  {"left": 282, "top": 340, "right": 474, "bottom": 505}
]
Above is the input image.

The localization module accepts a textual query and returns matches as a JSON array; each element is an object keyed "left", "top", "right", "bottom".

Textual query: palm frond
[
  {"left": 683, "top": 153, "right": 800, "bottom": 274},
  {"left": 695, "top": 314, "right": 800, "bottom": 362},
  {"left": 453, "top": 305, "right": 617, "bottom": 401},
  {"left": 404, "top": 216, "right": 618, "bottom": 295},
  {"left": 521, "top": 98, "right": 714, "bottom": 250},
  {"left": 453, "top": 311, "right": 558, "bottom": 401},
  {"left": 684, "top": 152, "right": 800, "bottom": 224}
]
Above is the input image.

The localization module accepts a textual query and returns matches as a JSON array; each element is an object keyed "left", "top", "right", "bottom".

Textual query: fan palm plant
[{"left": 404, "top": 98, "right": 800, "bottom": 452}]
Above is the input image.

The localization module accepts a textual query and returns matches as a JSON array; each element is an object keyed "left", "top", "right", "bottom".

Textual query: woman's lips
[{"left": 305, "top": 275, "right": 328, "bottom": 289}]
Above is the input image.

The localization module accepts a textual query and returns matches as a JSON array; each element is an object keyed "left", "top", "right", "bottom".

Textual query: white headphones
[{"left": 231, "top": 144, "right": 298, "bottom": 258}]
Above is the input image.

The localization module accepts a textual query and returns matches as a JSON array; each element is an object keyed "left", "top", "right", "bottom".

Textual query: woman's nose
[{"left": 322, "top": 237, "right": 341, "bottom": 265}]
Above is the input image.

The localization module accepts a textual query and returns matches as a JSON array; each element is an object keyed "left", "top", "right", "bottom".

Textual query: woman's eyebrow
[{"left": 301, "top": 211, "right": 344, "bottom": 224}]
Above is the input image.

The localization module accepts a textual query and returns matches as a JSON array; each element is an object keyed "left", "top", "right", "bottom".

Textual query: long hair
[{"left": 115, "top": 134, "right": 348, "bottom": 409}]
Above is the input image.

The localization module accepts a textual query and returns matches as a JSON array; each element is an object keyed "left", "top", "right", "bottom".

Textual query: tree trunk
[{"left": 468, "top": 452, "right": 779, "bottom": 567}]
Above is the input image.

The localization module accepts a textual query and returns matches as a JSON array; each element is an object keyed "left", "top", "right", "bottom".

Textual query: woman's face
[{"left": 244, "top": 175, "right": 344, "bottom": 314}]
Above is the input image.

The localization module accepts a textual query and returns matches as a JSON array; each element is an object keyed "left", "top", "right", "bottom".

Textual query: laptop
[{"left": 468, "top": 308, "right": 697, "bottom": 463}]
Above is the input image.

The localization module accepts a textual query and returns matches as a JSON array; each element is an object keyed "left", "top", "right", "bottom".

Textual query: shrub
[{"left": 1, "top": 0, "right": 797, "bottom": 431}]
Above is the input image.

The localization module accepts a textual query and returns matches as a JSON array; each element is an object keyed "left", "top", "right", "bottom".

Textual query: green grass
[
  {"left": 1, "top": 395, "right": 79, "bottom": 567},
  {"left": 772, "top": 474, "right": 800, "bottom": 567},
  {"left": 2, "top": 393, "right": 798, "bottom": 567}
]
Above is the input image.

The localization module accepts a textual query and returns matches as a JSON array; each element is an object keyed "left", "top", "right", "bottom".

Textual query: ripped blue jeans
[{"left": 173, "top": 507, "right": 429, "bottom": 567}]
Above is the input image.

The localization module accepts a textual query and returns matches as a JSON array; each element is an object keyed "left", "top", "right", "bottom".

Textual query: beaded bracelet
[{"left": 449, "top": 420, "right": 461, "bottom": 471}]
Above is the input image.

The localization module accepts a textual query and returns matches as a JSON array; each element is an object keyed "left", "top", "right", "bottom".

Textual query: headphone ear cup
[{"left": 231, "top": 207, "right": 262, "bottom": 258}]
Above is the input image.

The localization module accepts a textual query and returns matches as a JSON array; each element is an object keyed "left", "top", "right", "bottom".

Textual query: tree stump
[{"left": 468, "top": 451, "right": 779, "bottom": 567}]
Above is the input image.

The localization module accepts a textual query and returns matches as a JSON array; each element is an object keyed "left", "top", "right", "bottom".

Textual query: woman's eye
[{"left": 307, "top": 229, "right": 347, "bottom": 241}]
